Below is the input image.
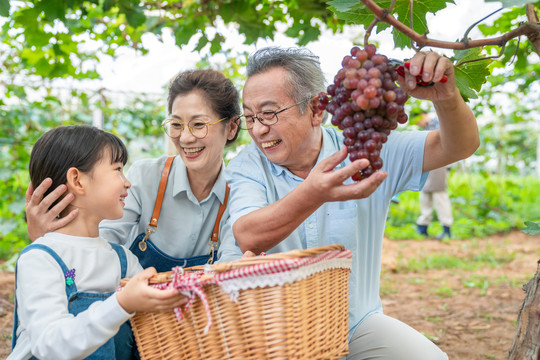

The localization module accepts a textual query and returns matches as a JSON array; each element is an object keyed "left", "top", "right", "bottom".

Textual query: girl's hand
[
  {"left": 25, "top": 178, "right": 78, "bottom": 241},
  {"left": 116, "top": 267, "right": 187, "bottom": 314}
]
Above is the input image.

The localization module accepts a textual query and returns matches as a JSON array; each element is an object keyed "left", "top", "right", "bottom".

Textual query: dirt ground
[{"left": 0, "top": 230, "right": 538, "bottom": 359}]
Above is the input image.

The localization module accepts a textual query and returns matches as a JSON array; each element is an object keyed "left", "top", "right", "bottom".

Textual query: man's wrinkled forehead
[{"left": 242, "top": 68, "right": 292, "bottom": 112}]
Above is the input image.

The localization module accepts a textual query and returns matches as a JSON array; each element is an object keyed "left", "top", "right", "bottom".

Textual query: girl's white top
[{"left": 8, "top": 232, "right": 142, "bottom": 360}]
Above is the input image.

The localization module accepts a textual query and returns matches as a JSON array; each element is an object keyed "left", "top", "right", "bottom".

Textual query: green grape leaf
[
  {"left": 327, "top": 0, "right": 359, "bottom": 12},
  {"left": 328, "top": 0, "right": 454, "bottom": 48},
  {"left": 103, "top": 0, "right": 115, "bottom": 12},
  {"left": 195, "top": 35, "right": 209, "bottom": 52},
  {"left": 174, "top": 24, "right": 195, "bottom": 47},
  {"left": 453, "top": 48, "right": 492, "bottom": 101},
  {"left": 522, "top": 221, "right": 540, "bottom": 236},
  {"left": 119, "top": 0, "right": 146, "bottom": 28},
  {"left": 0, "top": 0, "right": 9, "bottom": 17},
  {"left": 299, "top": 25, "right": 321, "bottom": 46},
  {"left": 210, "top": 34, "right": 225, "bottom": 54}
]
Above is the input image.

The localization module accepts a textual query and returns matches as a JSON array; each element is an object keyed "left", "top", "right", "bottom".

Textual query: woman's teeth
[{"left": 184, "top": 147, "right": 204, "bottom": 154}]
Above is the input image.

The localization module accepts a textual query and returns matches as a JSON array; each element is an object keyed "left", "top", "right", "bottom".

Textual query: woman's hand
[{"left": 25, "top": 178, "right": 78, "bottom": 241}]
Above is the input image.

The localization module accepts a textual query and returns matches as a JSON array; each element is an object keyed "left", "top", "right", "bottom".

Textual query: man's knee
[{"left": 347, "top": 313, "right": 447, "bottom": 360}]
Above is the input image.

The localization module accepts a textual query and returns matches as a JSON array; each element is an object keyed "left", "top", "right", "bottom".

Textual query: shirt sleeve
[
  {"left": 99, "top": 161, "right": 145, "bottom": 246},
  {"left": 216, "top": 215, "right": 244, "bottom": 263},
  {"left": 382, "top": 130, "right": 428, "bottom": 196},
  {"left": 224, "top": 148, "right": 271, "bottom": 227},
  {"left": 16, "top": 251, "right": 132, "bottom": 360}
]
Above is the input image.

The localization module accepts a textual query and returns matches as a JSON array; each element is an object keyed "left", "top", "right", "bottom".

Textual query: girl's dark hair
[
  {"left": 29, "top": 125, "right": 128, "bottom": 208},
  {"left": 167, "top": 69, "right": 241, "bottom": 145}
]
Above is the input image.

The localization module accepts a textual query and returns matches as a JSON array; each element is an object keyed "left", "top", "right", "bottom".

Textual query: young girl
[{"left": 9, "top": 125, "right": 185, "bottom": 360}]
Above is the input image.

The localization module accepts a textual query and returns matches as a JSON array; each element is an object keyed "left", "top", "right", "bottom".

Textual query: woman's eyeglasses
[{"left": 161, "top": 117, "right": 228, "bottom": 139}]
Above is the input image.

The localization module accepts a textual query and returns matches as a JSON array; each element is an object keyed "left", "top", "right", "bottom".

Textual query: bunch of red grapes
[{"left": 318, "top": 44, "right": 409, "bottom": 181}]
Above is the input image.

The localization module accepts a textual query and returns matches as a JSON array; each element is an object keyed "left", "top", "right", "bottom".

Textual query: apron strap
[
  {"left": 206, "top": 184, "right": 229, "bottom": 264},
  {"left": 149, "top": 156, "right": 175, "bottom": 228},
  {"left": 139, "top": 156, "right": 175, "bottom": 252},
  {"left": 210, "top": 184, "right": 229, "bottom": 244}
]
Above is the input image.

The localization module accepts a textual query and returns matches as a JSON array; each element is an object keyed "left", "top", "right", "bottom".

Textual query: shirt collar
[{"left": 171, "top": 157, "right": 228, "bottom": 204}]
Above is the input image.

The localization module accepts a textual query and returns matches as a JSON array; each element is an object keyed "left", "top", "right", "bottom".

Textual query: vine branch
[{"left": 360, "top": 0, "right": 540, "bottom": 56}]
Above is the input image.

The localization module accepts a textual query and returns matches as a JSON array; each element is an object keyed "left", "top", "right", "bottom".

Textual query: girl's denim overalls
[{"left": 12, "top": 243, "right": 137, "bottom": 360}]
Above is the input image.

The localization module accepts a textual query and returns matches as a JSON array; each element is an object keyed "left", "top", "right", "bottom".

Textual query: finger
[
  {"left": 133, "top": 267, "right": 157, "bottom": 283},
  {"left": 142, "top": 267, "right": 157, "bottom": 278},
  {"left": 27, "top": 178, "right": 53, "bottom": 206},
  {"left": 39, "top": 184, "right": 68, "bottom": 211},
  {"left": 319, "top": 146, "right": 348, "bottom": 172},
  {"left": 332, "top": 158, "right": 370, "bottom": 183},
  {"left": 407, "top": 52, "right": 426, "bottom": 76},
  {"left": 147, "top": 288, "right": 183, "bottom": 301},
  {"left": 50, "top": 209, "right": 78, "bottom": 230},
  {"left": 244, "top": 250, "right": 256, "bottom": 257},
  {"left": 344, "top": 171, "right": 388, "bottom": 198},
  {"left": 433, "top": 56, "right": 453, "bottom": 83},
  {"left": 419, "top": 52, "right": 440, "bottom": 83},
  {"left": 25, "top": 181, "right": 36, "bottom": 205},
  {"left": 47, "top": 192, "right": 75, "bottom": 218}
]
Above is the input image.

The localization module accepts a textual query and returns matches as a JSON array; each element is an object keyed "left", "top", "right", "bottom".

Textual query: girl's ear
[{"left": 65, "top": 167, "right": 85, "bottom": 195}]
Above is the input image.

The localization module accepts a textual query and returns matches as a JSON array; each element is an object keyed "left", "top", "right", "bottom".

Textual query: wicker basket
[{"left": 123, "top": 244, "right": 352, "bottom": 359}]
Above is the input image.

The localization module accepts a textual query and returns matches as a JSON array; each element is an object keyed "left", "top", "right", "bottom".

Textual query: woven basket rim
[{"left": 121, "top": 244, "right": 346, "bottom": 285}]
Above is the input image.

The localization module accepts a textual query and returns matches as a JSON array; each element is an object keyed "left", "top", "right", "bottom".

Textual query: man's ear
[
  {"left": 227, "top": 117, "right": 239, "bottom": 141},
  {"left": 309, "top": 97, "right": 324, "bottom": 127},
  {"left": 65, "top": 167, "right": 85, "bottom": 195}
]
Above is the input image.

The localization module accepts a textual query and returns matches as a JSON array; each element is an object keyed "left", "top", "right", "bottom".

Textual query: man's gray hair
[{"left": 246, "top": 47, "right": 326, "bottom": 115}]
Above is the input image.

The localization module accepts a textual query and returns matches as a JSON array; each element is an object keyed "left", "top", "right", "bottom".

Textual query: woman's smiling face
[{"left": 169, "top": 90, "right": 234, "bottom": 177}]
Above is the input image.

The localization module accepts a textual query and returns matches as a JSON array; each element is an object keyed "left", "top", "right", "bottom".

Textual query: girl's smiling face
[{"left": 79, "top": 147, "right": 131, "bottom": 223}]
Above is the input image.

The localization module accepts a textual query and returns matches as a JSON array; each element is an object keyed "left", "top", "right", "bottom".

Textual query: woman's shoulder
[{"left": 127, "top": 155, "right": 178, "bottom": 176}]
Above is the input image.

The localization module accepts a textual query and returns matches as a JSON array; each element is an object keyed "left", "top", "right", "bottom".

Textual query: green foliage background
[
  {"left": 1, "top": 0, "right": 539, "bottom": 261},
  {"left": 386, "top": 173, "right": 540, "bottom": 240}
]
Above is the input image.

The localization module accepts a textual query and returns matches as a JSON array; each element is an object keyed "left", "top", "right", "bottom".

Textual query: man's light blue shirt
[
  {"left": 219, "top": 126, "right": 428, "bottom": 334},
  {"left": 100, "top": 155, "right": 233, "bottom": 258}
]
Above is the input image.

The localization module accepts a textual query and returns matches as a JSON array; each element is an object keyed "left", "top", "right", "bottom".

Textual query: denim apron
[
  {"left": 129, "top": 156, "right": 228, "bottom": 273},
  {"left": 12, "top": 243, "right": 136, "bottom": 360}
]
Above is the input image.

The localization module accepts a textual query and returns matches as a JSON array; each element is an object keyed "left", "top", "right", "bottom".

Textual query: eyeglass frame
[
  {"left": 239, "top": 97, "right": 312, "bottom": 130},
  {"left": 161, "top": 116, "right": 230, "bottom": 139}
]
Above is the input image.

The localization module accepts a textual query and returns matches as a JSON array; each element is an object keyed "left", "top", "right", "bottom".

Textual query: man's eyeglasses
[
  {"left": 238, "top": 98, "right": 311, "bottom": 130},
  {"left": 161, "top": 117, "right": 228, "bottom": 139}
]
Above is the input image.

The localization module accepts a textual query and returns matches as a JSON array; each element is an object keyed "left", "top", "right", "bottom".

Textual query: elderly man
[{"left": 218, "top": 47, "right": 479, "bottom": 359}]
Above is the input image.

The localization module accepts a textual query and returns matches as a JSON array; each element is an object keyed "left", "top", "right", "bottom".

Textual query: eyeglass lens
[{"left": 164, "top": 120, "right": 208, "bottom": 139}]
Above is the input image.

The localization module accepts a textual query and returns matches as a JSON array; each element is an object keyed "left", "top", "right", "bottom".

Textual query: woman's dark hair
[
  {"left": 29, "top": 125, "right": 128, "bottom": 209},
  {"left": 167, "top": 69, "right": 241, "bottom": 145}
]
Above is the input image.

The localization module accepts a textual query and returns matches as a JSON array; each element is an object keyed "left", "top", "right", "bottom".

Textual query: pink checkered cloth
[{"left": 151, "top": 248, "right": 353, "bottom": 334}]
